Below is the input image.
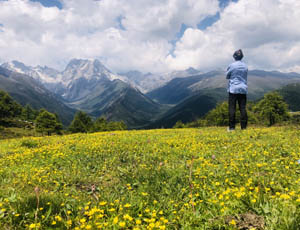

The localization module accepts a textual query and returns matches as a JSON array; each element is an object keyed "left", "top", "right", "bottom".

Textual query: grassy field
[
  {"left": 0, "top": 127, "right": 300, "bottom": 229},
  {"left": 0, "top": 127, "right": 41, "bottom": 140}
]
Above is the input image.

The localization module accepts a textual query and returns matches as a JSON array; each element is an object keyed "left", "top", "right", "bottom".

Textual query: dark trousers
[{"left": 228, "top": 93, "right": 248, "bottom": 129}]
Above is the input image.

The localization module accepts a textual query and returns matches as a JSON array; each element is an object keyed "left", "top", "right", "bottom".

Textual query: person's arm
[{"left": 226, "top": 65, "right": 231, "bottom": 79}]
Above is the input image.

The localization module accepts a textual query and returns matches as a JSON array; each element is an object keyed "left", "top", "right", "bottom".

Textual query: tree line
[
  {"left": 1, "top": 88, "right": 298, "bottom": 136},
  {"left": 0, "top": 90, "right": 127, "bottom": 136},
  {"left": 174, "top": 92, "right": 297, "bottom": 128}
]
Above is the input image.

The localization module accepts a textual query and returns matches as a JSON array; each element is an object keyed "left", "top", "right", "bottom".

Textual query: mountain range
[
  {"left": 147, "top": 70, "right": 300, "bottom": 105},
  {"left": 120, "top": 67, "right": 201, "bottom": 93},
  {"left": 1, "top": 59, "right": 300, "bottom": 128},
  {"left": 0, "top": 66, "right": 75, "bottom": 126},
  {"left": 1, "top": 59, "right": 170, "bottom": 128}
]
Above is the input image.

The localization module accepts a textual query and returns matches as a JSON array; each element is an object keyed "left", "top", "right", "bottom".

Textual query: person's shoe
[{"left": 227, "top": 128, "right": 235, "bottom": 132}]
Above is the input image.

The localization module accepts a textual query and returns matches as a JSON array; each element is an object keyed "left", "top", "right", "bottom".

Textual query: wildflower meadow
[{"left": 0, "top": 127, "right": 300, "bottom": 229}]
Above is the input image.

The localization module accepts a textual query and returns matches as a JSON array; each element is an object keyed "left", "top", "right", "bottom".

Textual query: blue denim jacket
[{"left": 226, "top": 61, "right": 248, "bottom": 94}]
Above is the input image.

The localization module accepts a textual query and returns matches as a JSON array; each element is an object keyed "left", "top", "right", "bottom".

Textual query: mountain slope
[
  {"left": 1, "top": 60, "right": 60, "bottom": 84},
  {"left": 67, "top": 79, "right": 168, "bottom": 128},
  {"left": 120, "top": 67, "right": 201, "bottom": 93},
  {"left": 57, "top": 59, "right": 168, "bottom": 128},
  {"left": 60, "top": 59, "right": 131, "bottom": 101},
  {"left": 277, "top": 83, "right": 300, "bottom": 111},
  {"left": 147, "top": 70, "right": 300, "bottom": 105},
  {"left": 148, "top": 94, "right": 217, "bottom": 128},
  {"left": 0, "top": 66, "right": 75, "bottom": 125},
  {"left": 1, "top": 59, "right": 168, "bottom": 128},
  {"left": 102, "top": 86, "right": 169, "bottom": 128}
]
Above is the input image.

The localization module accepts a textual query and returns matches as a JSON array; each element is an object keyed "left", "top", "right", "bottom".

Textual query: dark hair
[{"left": 233, "top": 49, "right": 244, "bottom": 60}]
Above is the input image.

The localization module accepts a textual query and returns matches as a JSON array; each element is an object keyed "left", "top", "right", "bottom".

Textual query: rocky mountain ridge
[{"left": 2, "top": 59, "right": 300, "bottom": 128}]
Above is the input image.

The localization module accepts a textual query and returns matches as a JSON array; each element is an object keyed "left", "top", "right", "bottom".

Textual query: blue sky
[
  {"left": 30, "top": 0, "right": 62, "bottom": 9},
  {"left": 198, "top": 0, "right": 239, "bottom": 29},
  {"left": 1, "top": 0, "right": 300, "bottom": 73}
]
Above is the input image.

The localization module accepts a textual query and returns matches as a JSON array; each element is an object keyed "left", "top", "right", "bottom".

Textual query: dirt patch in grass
[{"left": 225, "top": 213, "right": 265, "bottom": 230}]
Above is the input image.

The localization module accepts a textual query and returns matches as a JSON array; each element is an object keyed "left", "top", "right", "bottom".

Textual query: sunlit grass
[{"left": 0, "top": 127, "right": 299, "bottom": 229}]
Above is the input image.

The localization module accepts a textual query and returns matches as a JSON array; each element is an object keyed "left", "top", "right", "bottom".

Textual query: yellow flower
[
  {"left": 124, "top": 203, "right": 131, "bottom": 208},
  {"left": 136, "top": 219, "right": 142, "bottom": 225},
  {"left": 229, "top": 219, "right": 236, "bottom": 226},
  {"left": 119, "top": 222, "right": 126, "bottom": 227},
  {"left": 80, "top": 218, "right": 86, "bottom": 224},
  {"left": 51, "top": 221, "right": 56, "bottom": 225},
  {"left": 55, "top": 215, "right": 62, "bottom": 221},
  {"left": 113, "top": 216, "right": 118, "bottom": 224},
  {"left": 149, "top": 223, "right": 155, "bottom": 228},
  {"left": 280, "top": 194, "right": 291, "bottom": 200},
  {"left": 97, "top": 214, "right": 104, "bottom": 218},
  {"left": 99, "top": 201, "right": 107, "bottom": 206},
  {"left": 29, "top": 224, "right": 36, "bottom": 229},
  {"left": 124, "top": 214, "right": 133, "bottom": 221}
]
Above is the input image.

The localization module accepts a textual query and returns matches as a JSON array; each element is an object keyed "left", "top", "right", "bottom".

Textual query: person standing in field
[{"left": 226, "top": 49, "right": 248, "bottom": 131}]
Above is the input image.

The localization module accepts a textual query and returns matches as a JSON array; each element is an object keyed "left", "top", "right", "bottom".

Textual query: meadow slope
[{"left": 0, "top": 127, "right": 300, "bottom": 229}]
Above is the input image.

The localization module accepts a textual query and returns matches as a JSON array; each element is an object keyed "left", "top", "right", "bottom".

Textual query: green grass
[
  {"left": 0, "top": 127, "right": 41, "bottom": 140},
  {"left": 0, "top": 127, "right": 299, "bottom": 229}
]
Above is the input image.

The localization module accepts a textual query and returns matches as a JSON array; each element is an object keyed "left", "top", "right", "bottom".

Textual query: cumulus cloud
[
  {"left": 0, "top": 0, "right": 299, "bottom": 73},
  {"left": 0, "top": 0, "right": 219, "bottom": 72},
  {"left": 167, "top": 0, "right": 300, "bottom": 72}
]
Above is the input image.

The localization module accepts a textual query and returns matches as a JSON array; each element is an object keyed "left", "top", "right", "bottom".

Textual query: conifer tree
[
  {"left": 35, "top": 110, "right": 62, "bottom": 136},
  {"left": 21, "top": 104, "right": 37, "bottom": 121},
  {"left": 0, "top": 90, "right": 22, "bottom": 120},
  {"left": 69, "top": 111, "right": 93, "bottom": 133},
  {"left": 0, "top": 90, "right": 22, "bottom": 126},
  {"left": 254, "top": 92, "right": 289, "bottom": 126},
  {"left": 93, "top": 117, "right": 108, "bottom": 132}
]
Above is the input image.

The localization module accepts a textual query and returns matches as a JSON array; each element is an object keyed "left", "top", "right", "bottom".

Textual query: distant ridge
[
  {"left": 0, "top": 66, "right": 75, "bottom": 125},
  {"left": 277, "top": 83, "right": 300, "bottom": 111},
  {"left": 2, "top": 59, "right": 300, "bottom": 129},
  {"left": 147, "top": 70, "right": 300, "bottom": 105},
  {"left": 1, "top": 59, "right": 169, "bottom": 128}
]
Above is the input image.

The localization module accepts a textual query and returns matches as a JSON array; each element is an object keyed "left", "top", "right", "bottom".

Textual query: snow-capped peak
[
  {"left": 1, "top": 60, "right": 60, "bottom": 83},
  {"left": 2, "top": 60, "right": 31, "bottom": 74},
  {"left": 61, "top": 58, "right": 129, "bottom": 86}
]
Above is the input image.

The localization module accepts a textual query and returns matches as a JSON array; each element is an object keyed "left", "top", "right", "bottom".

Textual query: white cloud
[
  {"left": 121, "top": 0, "right": 219, "bottom": 40},
  {"left": 1, "top": 0, "right": 300, "bottom": 73},
  {"left": 167, "top": 0, "right": 300, "bottom": 72},
  {"left": 0, "top": 0, "right": 219, "bottom": 72}
]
